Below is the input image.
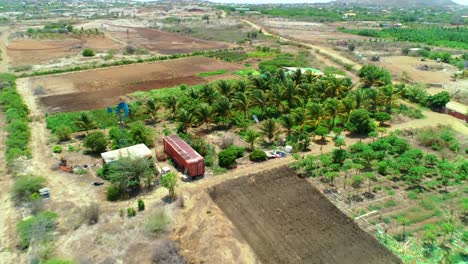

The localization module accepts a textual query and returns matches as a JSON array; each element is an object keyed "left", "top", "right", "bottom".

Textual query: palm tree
[
  {"left": 164, "top": 96, "right": 178, "bottom": 118},
  {"left": 251, "top": 89, "right": 268, "bottom": 115},
  {"left": 325, "top": 76, "right": 353, "bottom": 98},
  {"left": 242, "top": 129, "right": 260, "bottom": 150},
  {"left": 280, "top": 114, "right": 295, "bottom": 137},
  {"left": 177, "top": 109, "right": 195, "bottom": 133},
  {"left": 217, "top": 80, "right": 234, "bottom": 99},
  {"left": 200, "top": 84, "right": 217, "bottom": 104},
  {"left": 366, "top": 88, "right": 379, "bottom": 113},
  {"left": 324, "top": 98, "right": 340, "bottom": 130},
  {"left": 145, "top": 99, "right": 160, "bottom": 122},
  {"left": 234, "top": 92, "right": 252, "bottom": 119},
  {"left": 291, "top": 107, "right": 307, "bottom": 132},
  {"left": 283, "top": 79, "right": 300, "bottom": 108},
  {"left": 214, "top": 96, "right": 233, "bottom": 126},
  {"left": 339, "top": 96, "right": 356, "bottom": 123},
  {"left": 74, "top": 113, "right": 97, "bottom": 134},
  {"left": 196, "top": 103, "right": 216, "bottom": 129},
  {"left": 260, "top": 119, "right": 278, "bottom": 143},
  {"left": 378, "top": 85, "right": 400, "bottom": 112},
  {"left": 306, "top": 102, "right": 326, "bottom": 127},
  {"left": 235, "top": 80, "right": 249, "bottom": 94},
  {"left": 268, "top": 84, "right": 287, "bottom": 112},
  {"left": 353, "top": 89, "right": 369, "bottom": 110}
]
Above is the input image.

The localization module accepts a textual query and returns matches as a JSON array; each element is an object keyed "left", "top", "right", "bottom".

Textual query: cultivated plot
[{"left": 209, "top": 166, "right": 401, "bottom": 264}]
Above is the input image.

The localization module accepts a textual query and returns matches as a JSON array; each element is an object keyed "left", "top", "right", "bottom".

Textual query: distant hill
[{"left": 334, "top": 0, "right": 459, "bottom": 7}]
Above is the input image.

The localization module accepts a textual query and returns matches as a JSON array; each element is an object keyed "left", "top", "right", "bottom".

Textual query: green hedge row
[{"left": 0, "top": 73, "right": 31, "bottom": 166}]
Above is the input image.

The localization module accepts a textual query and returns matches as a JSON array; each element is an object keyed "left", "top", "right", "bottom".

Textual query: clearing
[
  {"left": 20, "top": 56, "right": 242, "bottom": 112},
  {"left": 209, "top": 166, "right": 401, "bottom": 264}
]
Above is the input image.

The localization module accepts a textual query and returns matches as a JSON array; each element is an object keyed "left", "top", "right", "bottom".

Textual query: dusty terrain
[
  {"left": 21, "top": 56, "right": 242, "bottom": 112},
  {"left": 7, "top": 36, "right": 123, "bottom": 67},
  {"left": 107, "top": 25, "right": 233, "bottom": 54},
  {"left": 209, "top": 166, "right": 401, "bottom": 264}
]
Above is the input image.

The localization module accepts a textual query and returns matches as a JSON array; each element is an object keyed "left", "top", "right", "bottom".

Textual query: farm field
[
  {"left": 7, "top": 36, "right": 124, "bottom": 66},
  {"left": 107, "top": 25, "right": 233, "bottom": 54},
  {"left": 20, "top": 56, "right": 242, "bottom": 112},
  {"left": 209, "top": 166, "right": 401, "bottom": 264}
]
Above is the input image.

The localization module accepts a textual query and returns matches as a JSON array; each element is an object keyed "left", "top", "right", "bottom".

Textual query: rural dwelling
[
  {"left": 283, "top": 67, "right": 324, "bottom": 76},
  {"left": 101, "top": 144, "right": 152, "bottom": 164},
  {"left": 443, "top": 101, "right": 468, "bottom": 122}
]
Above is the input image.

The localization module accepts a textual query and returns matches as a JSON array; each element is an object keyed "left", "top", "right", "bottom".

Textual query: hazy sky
[{"left": 208, "top": 0, "right": 468, "bottom": 5}]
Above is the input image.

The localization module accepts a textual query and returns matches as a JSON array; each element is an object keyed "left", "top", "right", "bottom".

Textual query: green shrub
[
  {"left": 83, "top": 131, "right": 107, "bottom": 153},
  {"left": 12, "top": 175, "right": 46, "bottom": 203},
  {"left": 106, "top": 184, "right": 121, "bottom": 201},
  {"left": 82, "top": 48, "right": 95, "bottom": 57},
  {"left": 218, "top": 145, "right": 245, "bottom": 169},
  {"left": 138, "top": 199, "right": 145, "bottom": 211},
  {"left": 42, "top": 259, "right": 75, "bottom": 264},
  {"left": 127, "top": 207, "right": 136, "bottom": 217},
  {"left": 52, "top": 145, "right": 63, "bottom": 153},
  {"left": 16, "top": 211, "right": 58, "bottom": 249},
  {"left": 249, "top": 149, "right": 268, "bottom": 162},
  {"left": 55, "top": 126, "right": 72, "bottom": 141},
  {"left": 145, "top": 209, "right": 170, "bottom": 233}
]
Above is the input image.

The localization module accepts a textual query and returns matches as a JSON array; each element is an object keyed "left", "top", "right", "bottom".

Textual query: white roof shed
[{"left": 101, "top": 144, "right": 152, "bottom": 164}]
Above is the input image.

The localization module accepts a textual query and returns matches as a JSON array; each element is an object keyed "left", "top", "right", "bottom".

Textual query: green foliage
[
  {"left": 127, "top": 207, "right": 136, "bottom": 217},
  {"left": 12, "top": 175, "right": 46, "bottom": 203},
  {"left": 427, "top": 91, "right": 450, "bottom": 109},
  {"left": 161, "top": 172, "right": 178, "bottom": 198},
  {"left": 16, "top": 211, "right": 58, "bottom": 249},
  {"left": 82, "top": 48, "right": 95, "bottom": 57},
  {"left": 416, "top": 125, "right": 460, "bottom": 153},
  {"left": 106, "top": 184, "right": 120, "bottom": 201},
  {"left": 346, "top": 108, "right": 374, "bottom": 134},
  {"left": 205, "top": 50, "right": 248, "bottom": 62},
  {"left": 42, "top": 259, "right": 75, "bottom": 264},
  {"left": 259, "top": 52, "right": 309, "bottom": 73},
  {"left": 234, "top": 68, "right": 261, "bottom": 77},
  {"left": 52, "top": 145, "right": 62, "bottom": 153},
  {"left": 55, "top": 126, "right": 72, "bottom": 142},
  {"left": 375, "top": 112, "right": 391, "bottom": 126},
  {"left": 358, "top": 65, "right": 392, "bottom": 88},
  {"left": 138, "top": 199, "right": 145, "bottom": 211},
  {"left": 128, "top": 121, "right": 155, "bottom": 147},
  {"left": 249, "top": 149, "right": 268, "bottom": 162},
  {"left": 197, "top": 69, "right": 228, "bottom": 77},
  {"left": 145, "top": 209, "right": 170, "bottom": 233},
  {"left": 83, "top": 132, "right": 107, "bottom": 153},
  {"left": 340, "top": 26, "right": 468, "bottom": 49},
  {"left": 0, "top": 77, "right": 31, "bottom": 166},
  {"left": 218, "top": 146, "right": 245, "bottom": 169}
]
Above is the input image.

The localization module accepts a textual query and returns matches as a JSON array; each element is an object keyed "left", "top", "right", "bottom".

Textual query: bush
[
  {"left": 82, "top": 48, "right": 95, "bottom": 57},
  {"left": 83, "top": 131, "right": 107, "bottom": 153},
  {"left": 43, "top": 260, "right": 75, "bottom": 264},
  {"left": 127, "top": 207, "right": 136, "bottom": 217},
  {"left": 106, "top": 184, "right": 121, "bottom": 201},
  {"left": 145, "top": 209, "right": 170, "bottom": 233},
  {"left": 346, "top": 109, "right": 375, "bottom": 134},
  {"left": 12, "top": 175, "right": 46, "bottom": 203},
  {"left": 52, "top": 145, "right": 63, "bottom": 153},
  {"left": 55, "top": 126, "right": 72, "bottom": 141},
  {"left": 16, "top": 211, "right": 58, "bottom": 249},
  {"left": 249, "top": 149, "right": 268, "bottom": 162},
  {"left": 138, "top": 199, "right": 145, "bottom": 211},
  {"left": 83, "top": 203, "right": 99, "bottom": 225}
]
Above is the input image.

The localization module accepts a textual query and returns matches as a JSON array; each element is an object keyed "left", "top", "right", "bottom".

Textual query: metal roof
[
  {"left": 164, "top": 135, "right": 203, "bottom": 163},
  {"left": 101, "top": 144, "right": 152, "bottom": 164}
]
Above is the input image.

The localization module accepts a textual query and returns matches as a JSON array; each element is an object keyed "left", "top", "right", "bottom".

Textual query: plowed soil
[
  {"left": 7, "top": 37, "right": 123, "bottom": 66},
  {"left": 109, "top": 26, "right": 232, "bottom": 54},
  {"left": 23, "top": 56, "right": 242, "bottom": 112},
  {"left": 209, "top": 166, "right": 401, "bottom": 264}
]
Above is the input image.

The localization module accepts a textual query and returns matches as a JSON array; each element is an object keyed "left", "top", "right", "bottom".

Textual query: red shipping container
[{"left": 163, "top": 135, "right": 205, "bottom": 177}]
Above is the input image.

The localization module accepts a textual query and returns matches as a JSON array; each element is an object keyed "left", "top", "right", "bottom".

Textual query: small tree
[
  {"left": 427, "top": 91, "right": 450, "bottom": 110},
  {"left": 82, "top": 48, "right": 95, "bottom": 57},
  {"left": 402, "top": 47, "right": 410, "bottom": 55},
  {"left": 346, "top": 109, "right": 374, "bottom": 134},
  {"left": 83, "top": 131, "right": 107, "bottom": 153},
  {"left": 364, "top": 172, "right": 376, "bottom": 193},
  {"left": 249, "top": 149, "right": 268, "bottom": 162},
  {"left": 161, "top": 172, "right": 178, "bottom": 199},
  {"left": 138, "top": 199, "right": 145, "bottom": 211},
  {"left": 202, "top": 15, "right": 209, "bottom": 23},
  {"left": 314, "top": 125, "right": 329, "bottom": 142},
  {"left": 375, "top": 112, "right": 391, "bottom": 126},
  {"left": 128, "top": 121, "right": 155, "bottom": 147},
  {"left": 55, "top": 126, "right": 72, "bottom": 142},
  {"left": 260, "top": 119, "right": 278, "bottom": 143},
  {"left": 348, "top": 43, "right": 356, "bottom": 52},
  {"left": 242, "top": 129, "right": 259, "bottom": 151},
  {"left": 74, "top": 113, "right": 97, "bottom": 134}
]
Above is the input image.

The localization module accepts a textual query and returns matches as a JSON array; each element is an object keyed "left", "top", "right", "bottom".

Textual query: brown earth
[
  {"left": 108, "top": 26, "right": 233, "bottom": 54},
  {"left": 22, "top": 56, "right": 243, "bottom": 112},
  {"left": 7, "top": 36, "right": 123, "bottom": 66},
  {"left": 209, "top": 166, "right": 401, "bottom": 264}
]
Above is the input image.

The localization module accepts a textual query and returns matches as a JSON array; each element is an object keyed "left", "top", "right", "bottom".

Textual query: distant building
[
  {"left": 101, "top": 144, "right": 152, "bottom": 164},
  {"left": 342, "top": 12, "right": 356, "bottom": 19},
  {"left": 443, "top": 101, "right": 468, "bottom": 122},
  {"left": 235, "top": 7, "right": 250, "bottom": 12}
]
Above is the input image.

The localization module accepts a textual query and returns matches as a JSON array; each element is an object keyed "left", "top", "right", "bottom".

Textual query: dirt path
[
  {"left": 0, "top": 114, "right": 27, "bottom": 264},
  {"left": 242, "top": 19, "right": 362, "bottom": 73},
  {"left": 0, "top": 26, "right": 11, "bottom": 72}
]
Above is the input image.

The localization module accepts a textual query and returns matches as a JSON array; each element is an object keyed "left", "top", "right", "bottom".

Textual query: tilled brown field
[
  {"left": 23, "top": 56, "right": 242, "bottom": 112},
  {"left": 209, "top": 166, "right": 401, "bottom": 264}
]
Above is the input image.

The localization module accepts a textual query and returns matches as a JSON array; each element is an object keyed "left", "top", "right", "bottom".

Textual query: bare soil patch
[
  {"left": 209, "top": 166, "right": 401, "bottom": 264},
  {"left": 108, "top": 26, "right": 233, "bottom": 54},
  {"left": 7, "top": 36, "right": 123, "bottom": 66},
  {"left": 22, "top": 56, "right": 242, "bottom": 112}
]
